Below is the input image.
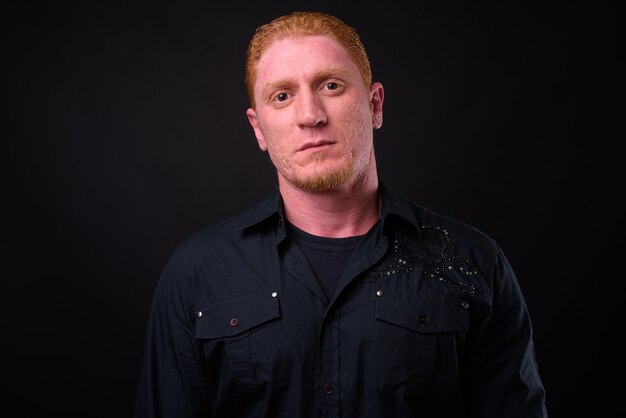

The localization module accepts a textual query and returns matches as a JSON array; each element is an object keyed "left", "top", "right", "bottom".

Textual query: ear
[
  {"left": 369, "top": 82, "right": 384, "bottom": 129},
  {"left": 246, "top": 107, "right": 268, "bottom": 151}
]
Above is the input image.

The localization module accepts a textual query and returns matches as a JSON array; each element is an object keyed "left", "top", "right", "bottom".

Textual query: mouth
[{"left": 298, "top": 140, "right": 335, "bottom": 152}]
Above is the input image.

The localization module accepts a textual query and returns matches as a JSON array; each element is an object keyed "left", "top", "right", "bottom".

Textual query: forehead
[{"left": 255, "top": 35, "right": 359, "bottom": 85}]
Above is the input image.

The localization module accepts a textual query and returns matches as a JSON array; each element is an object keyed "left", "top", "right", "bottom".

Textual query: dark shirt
[
  {"left": 134, "top": 183, "right": 547, "bottom": 418},
  {"left": 286, "top": 221, "right": 365, "bottom": 300}
]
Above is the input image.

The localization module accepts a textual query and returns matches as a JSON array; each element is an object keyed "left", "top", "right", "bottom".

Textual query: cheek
[
  {"left": 340, "top": 103, "right": 371, "bottom": 146},
  {"left": 258, "top": 115, "right": 292, "bottom": 154}
]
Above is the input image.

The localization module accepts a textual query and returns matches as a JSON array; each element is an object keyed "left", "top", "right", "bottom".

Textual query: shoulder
[
  {"left": 382, "top": 183, "right": 498, "bottom": 257},
  {"left": 411, "top": 203, "right": 498, "bottom": 256},
  {"left": 385, "top": 188, "right": 506, "bottom": 293},
  {"left": 174, "top": 195, "right": 278, "bottom": 261},
  {"left": 407, "top": 201, "right": 519, "bottom": 301},
  {"left": 385, "top": 191, "right": 515, "bottom": 302},
  {"left": 154, "top": 196, "right": 278, "bottom": 294}
]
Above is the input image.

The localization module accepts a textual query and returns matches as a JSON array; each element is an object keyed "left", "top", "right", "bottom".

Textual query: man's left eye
[{"left": 326, "top": 82, "right": 339, "bottom": 90}]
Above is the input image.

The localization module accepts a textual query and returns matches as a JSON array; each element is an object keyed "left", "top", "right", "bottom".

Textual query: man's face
[{"left": 246, "top": 35, "right": 384, "bottom": 192}]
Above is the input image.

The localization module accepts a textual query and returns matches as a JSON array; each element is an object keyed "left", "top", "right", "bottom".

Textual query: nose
[{"left": 297, "top": 91, "right": 327, "bottom": 128}]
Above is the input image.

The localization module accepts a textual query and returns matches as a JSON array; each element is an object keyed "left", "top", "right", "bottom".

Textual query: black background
[{"left": 3, "top": 1, "right": 620, "bottom": 417}]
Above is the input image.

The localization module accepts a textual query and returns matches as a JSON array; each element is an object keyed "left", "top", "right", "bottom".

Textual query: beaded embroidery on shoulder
[{"left": 365, "top": 225, "right": 479, "bottom": 295}]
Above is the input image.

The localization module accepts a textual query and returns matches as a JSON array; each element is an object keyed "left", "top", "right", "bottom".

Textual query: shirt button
[
  {"left": 461, "top": 301, "right": 470, "bottom": 309},
  {"left": 323, "top": 383, "right": 333, "bottom": 394},
  {"left": 229, "top": 318, "right": 239, "bottom": 327},
  {"left": 271, "top": 291, "right": 278, "bottom": 298},
  {"left": 418, "top": 313, "right": 430, "bottom": 325},
  {"left": 376, "top": 290, "right": 384, "bottom": 297}
]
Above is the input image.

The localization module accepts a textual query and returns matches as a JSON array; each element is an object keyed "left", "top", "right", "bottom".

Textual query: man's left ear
[{"left": 370, "top": 82, "right": 384, "bottom": 129}]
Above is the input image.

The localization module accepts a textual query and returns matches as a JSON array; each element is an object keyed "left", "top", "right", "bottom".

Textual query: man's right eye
[{"left": 275, "top": 92, "right": 289, "bottom": 102}]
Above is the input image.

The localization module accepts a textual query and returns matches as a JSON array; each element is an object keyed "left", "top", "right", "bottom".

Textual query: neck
[{"left": 279, "top": 173, "right": 380, "bottom": 238}]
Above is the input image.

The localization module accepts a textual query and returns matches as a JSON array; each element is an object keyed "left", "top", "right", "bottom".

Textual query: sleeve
[
  {"left": 134, "top": 246, "right": 211, "bottom": 418},
  {"left": 464, "top": 244, "right": 548, "bottom": 418}
]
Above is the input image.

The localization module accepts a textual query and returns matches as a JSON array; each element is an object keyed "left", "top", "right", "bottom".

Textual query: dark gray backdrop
[{"left": 3, "top": 1, "right": 620, "bottom": 417}]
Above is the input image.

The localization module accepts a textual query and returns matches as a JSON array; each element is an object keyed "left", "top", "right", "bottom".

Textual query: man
[{"left": 134, "top": 11, "right": 548, "bottom": 418}]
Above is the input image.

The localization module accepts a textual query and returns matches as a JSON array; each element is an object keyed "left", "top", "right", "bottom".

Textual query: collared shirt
[{"left": 134, "top": 183, "right": 547, "bottom": 418}]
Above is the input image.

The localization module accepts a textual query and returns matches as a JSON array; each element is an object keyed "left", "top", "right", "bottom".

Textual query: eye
[
  {"left": 268, "top": 89, "right": 293, "bottom": 107},
  {"left": 275, "top": 92, "right": 289, "bottom": 102},
  {"left": 320, "top": 80, "right": 345, "bottom": 95}
]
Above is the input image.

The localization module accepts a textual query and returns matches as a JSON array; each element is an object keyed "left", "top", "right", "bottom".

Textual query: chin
[{"left": 292, "top": 164, "right": 353, "bottom": 192}]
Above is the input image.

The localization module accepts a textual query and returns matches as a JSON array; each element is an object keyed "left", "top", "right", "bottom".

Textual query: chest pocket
[
  {"left": 373, "top": 292, "right": 469, "bottom": 397},
  {"left": 196, "top": 292, "right": 287, "bottom": 396}
]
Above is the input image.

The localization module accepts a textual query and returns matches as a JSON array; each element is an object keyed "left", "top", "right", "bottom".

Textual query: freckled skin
[{"left": 246, "top": 35, "right": 383, "bottom": 193}]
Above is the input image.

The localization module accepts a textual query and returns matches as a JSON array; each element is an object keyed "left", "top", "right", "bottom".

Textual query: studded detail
[
  {"left": 418, "top": 313, "right": 430, "bottom": 325},
  {"left": 365, "top": 225, "right": 478, "bottom": 295}
]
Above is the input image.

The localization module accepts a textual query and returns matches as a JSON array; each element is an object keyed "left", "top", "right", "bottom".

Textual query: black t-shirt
[{"left": 286, "top": 222, "right": 365, "bottom": 300}]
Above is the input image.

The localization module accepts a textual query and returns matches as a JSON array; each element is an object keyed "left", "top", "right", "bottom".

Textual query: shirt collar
[
  {"left": 234, "top": 187, "right": 284, "bottom": 232},
  {"left": 234, "top": 181, "right": 422, "bottom": 240},
  {"left": 378, "top": 181, "right": 422, "bottom": 239}
]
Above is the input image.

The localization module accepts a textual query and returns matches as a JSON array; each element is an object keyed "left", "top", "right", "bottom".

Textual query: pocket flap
[
  {"left": 196, "top": 292, "right": 280, "bottom": 339},
  {"left": 376, "top": 293, "right": 468, "bottom": 334}
]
